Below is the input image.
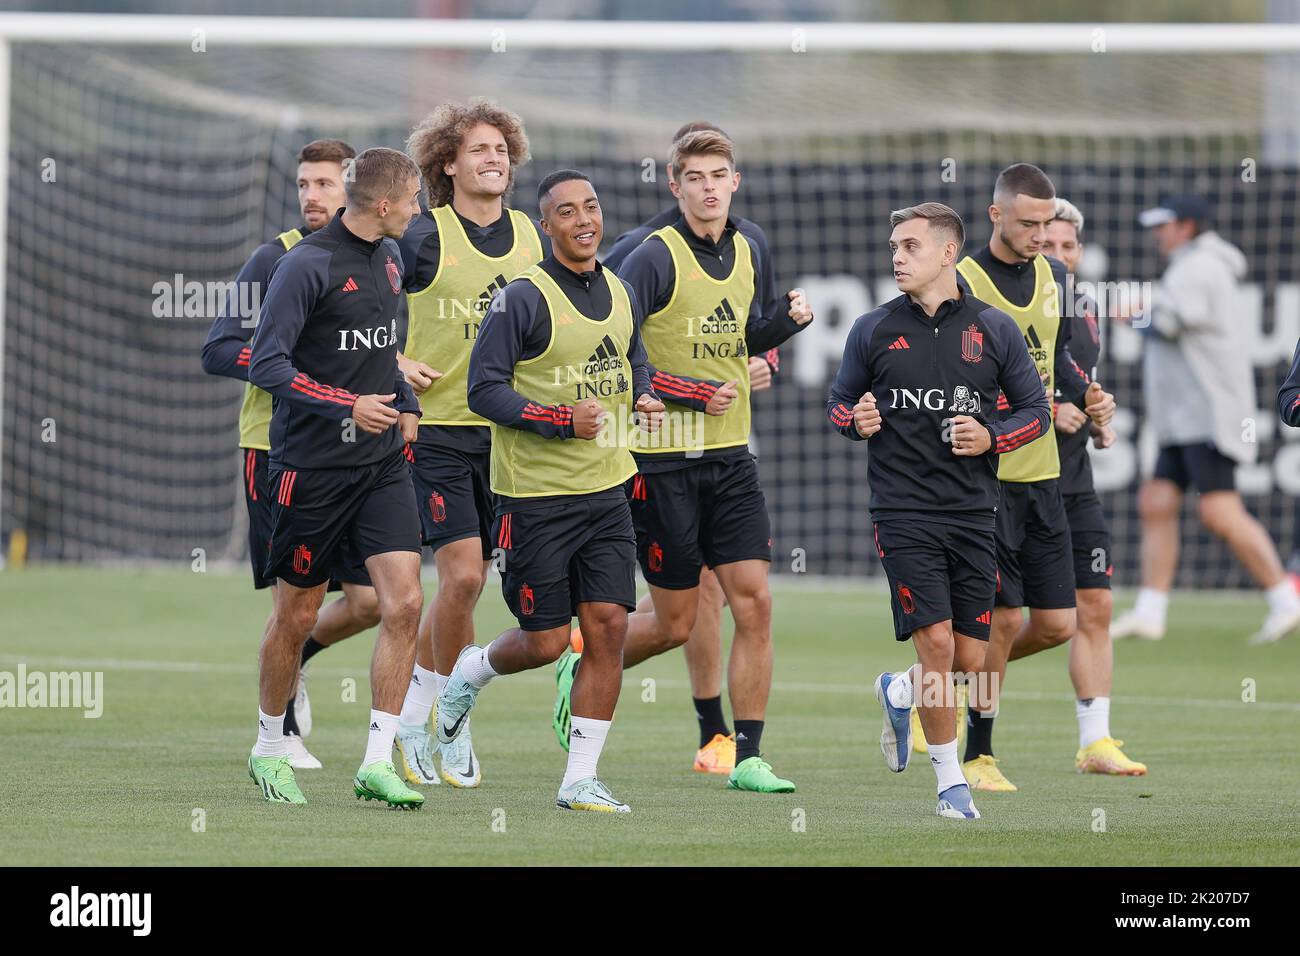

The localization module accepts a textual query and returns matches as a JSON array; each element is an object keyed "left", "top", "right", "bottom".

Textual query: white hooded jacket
[{"left": 1142, "top": 230, "right": 1256, "bottom": 464}]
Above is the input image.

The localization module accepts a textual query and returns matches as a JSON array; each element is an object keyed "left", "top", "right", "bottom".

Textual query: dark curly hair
[{"left": 407, "top": 99, "right": 531, "bottom": 208}]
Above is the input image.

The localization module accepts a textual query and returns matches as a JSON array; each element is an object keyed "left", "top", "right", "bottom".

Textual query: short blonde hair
[
  {"left": 1053, "top": 197, "right": 1085, "bottom": 236},
  {"left": 669, "top": 130, "right": 735, "bottom": 179},
  {"left": 889, "top": 202, "right": 965, "bottom": 252}
]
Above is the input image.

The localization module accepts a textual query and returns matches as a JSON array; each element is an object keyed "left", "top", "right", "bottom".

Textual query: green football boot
[
  {"left": 727, "top": 756, "right": 796, "bottom": 793},
  {"left": 552, "top": 649, "right": 580, "bottom": 752},
  {"left": 248, "top": 753, "right": 307, "bottom": 805},
  {"left": 354, "top": 760, "right": 425, "bottom": 810}
]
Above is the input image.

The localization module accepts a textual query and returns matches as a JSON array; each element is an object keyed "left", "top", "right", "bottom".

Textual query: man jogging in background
[
  {"left": 201, "top": 139, "right": 380, "bottom": 771},
  {"left": 1113, "top": 195, "right": 1300, "bottom": 646},
  {"left": 828, "top": 202, "right": 1050, "bottom": 819},
  {"left": 246, "top": 147, "right": 427, "bottom": 809}
]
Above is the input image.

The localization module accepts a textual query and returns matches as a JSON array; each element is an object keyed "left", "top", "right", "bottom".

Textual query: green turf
[{"left": 2, "top": 567, "right": 1298, "bottom": 866}]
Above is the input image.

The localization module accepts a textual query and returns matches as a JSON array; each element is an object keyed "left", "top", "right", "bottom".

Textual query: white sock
[
  {"left": 886, "top": 667, "right": 915, "bottom": 709},
  {"left": 253, "top": 709, "right": 287, "bottom": 758},
  {"left": 434, "top": 672, "right": 449, "bottom": 697},
  {"left": 562, "top": 715, "right": 611, "bottom": 789},
  {"left": 1076, "top": 696, "right": 1111, "bottom": 748},
  {"left": 459, "top": 644, "right": 499, "bottom": 689},
  {"left": 398, "top": 663, "right": 439, "bottom": 727},
  {"left": 1132, "top": 587, "right": 1169, "bottom": 624},
  {"left": 1266, "top": 578, "right": 1300, "bottom": 614},
  {"left": 928, "top": 738, "right": 966, "bottom": 794},
  {"left": 362, "top": 709, "right": 400, "bottom": 767}
]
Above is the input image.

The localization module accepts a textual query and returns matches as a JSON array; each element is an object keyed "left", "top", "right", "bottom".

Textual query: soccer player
[
  {"left": 245, "top": 147, "right": 427, "bottom": 808},
  {"left": 201, "top": 138, "right": 381, "bottom": 771},
  {"left": 391, "top": 101, "right": 547, "bottom": 789},
  {"left": 954, "top": 163, "right": 1120, "bottom": 792},
  {"left": 1114, "top": 195, "right": 1300, "bottom": 645},
  {"left": 600, "top": 120, "right": 782, "bottom": 776},
  {"left": 828, "top": 202, "right": 1050, "bottom": 819},
  {"left": 435, "top": 170, "right": 664, "bottom": 813},
  {"left": 1279, "top": 340, "right": 1300, "bottom": 429},
  {"left": 1037, "top": 199, "right": 1146, "bottom": 774},
  {"left": 556, "top": 129, "right": 812, "bottom": 794}
]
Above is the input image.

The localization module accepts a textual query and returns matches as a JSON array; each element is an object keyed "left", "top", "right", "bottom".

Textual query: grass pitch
[{"left": 2, "top": 567, "right": 1298, "bottom": 866}]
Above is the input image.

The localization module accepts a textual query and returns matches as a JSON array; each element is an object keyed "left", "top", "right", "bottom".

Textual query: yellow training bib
[
  {"left": 405, "top": 206, "right": 543, "bottom": 426},
  {"left": 238, "top": 228, "right": 302, "bottom": 450},
  {"left": 489, "top": 267, "right": 637, "bottom": 498},
  {"left": 957, "top": 253, "right": 1061, "bottom": 483}
]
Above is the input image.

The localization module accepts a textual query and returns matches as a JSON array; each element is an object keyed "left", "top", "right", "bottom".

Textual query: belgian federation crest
[
  {"left": 428, "top": 491, "right": 447, "bottom": 523},
  {"left": 648, "top": 541, "right": 664, "bottom": 573},
  {"left": 292, "top": 544, "right": 312, "bottom": 575},
  {"left": 962, "top": 325, "right": 984, "bottom": 364},
  {"left": 519, "top": 583, "right": 535, "bottom": 616},
  {"left": 386, "top": 256, "right": 401, "bottom": 294}
]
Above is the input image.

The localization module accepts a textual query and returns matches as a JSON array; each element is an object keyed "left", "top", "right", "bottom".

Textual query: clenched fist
[
  {"left": 950, "top": 415, "right": 991, "bottom": 456},
  {"left": 706, "top": 380, "right": 739, "bottom": 417},
  {"left": 572, "top": 398, "right": 606, "bottom": 440},
  {"left": 854, "top": 391, "right": 882, "bottom": 438},
  {"left": 788, "top": 288, "right": 813, "bottom": 326},
  {"left": 1083, "top": 381, "right": 1115, "bottom": 428},
  {"left": 635, "top": 393, "right": 665, "bottom": 433},
  {"left": 351, "top": 393, "right": 399, "bottom": 435},
  {"left": 398, "top": 354, "right": 442, "bottom": 395}
]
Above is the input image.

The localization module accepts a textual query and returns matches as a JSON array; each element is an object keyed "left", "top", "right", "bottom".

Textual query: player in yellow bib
[
  {"left": 391, "top": 101, "right": 547, "bottom": 789},
  {"left": 201, "top": 139, "right": 382, "bottom": 771},
  {"left": 952, "top": 163, "right": 1124, "bottom": 793},
  {"left": 435, "top": 170, "right": 664, "bottom": 813},
  {"left": 570, "top": 129, "right": 813, "bottom": 794}
]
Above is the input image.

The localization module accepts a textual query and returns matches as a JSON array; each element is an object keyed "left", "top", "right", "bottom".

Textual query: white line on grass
[{"left": 2, "top": 652, "right": 1296, "bottom": 712}]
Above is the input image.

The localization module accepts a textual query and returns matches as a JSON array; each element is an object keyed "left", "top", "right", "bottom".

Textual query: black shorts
[
  {"left": 1154, "top": 442, "right": 1237, "bottom": 493},
  {"left": 407, "top": 426, "right": 495, "bottom": 558},
  {"left": 265, "top": 449, "right": 421, "bottom": 589},
  {"left": 242, "top": 448, "right": 371, "bottom": 591},
  {"left": 873, "top": 518, "right": 997, "bottom": 641},
  {"left": 1062, "top": 490, "right": 1113, "bottom": 591},
  {"left": 493, "top": 493, "right": 637, "bottom": 632},
  {"left": 994, "top": 480, "right": 1076, "bottom": 610},
  {"left": 626, "top": 454, "right": 772, "bottom": 590}
]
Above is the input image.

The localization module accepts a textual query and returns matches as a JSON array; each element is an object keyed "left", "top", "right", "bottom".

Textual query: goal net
[{"left": 4, "top": 24, "right": 1300, "bottom": 588}]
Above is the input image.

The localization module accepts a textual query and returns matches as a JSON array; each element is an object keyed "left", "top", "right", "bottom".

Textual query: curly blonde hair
[{"left": 407, "top": 99, "right": 531, "bottom": 209}]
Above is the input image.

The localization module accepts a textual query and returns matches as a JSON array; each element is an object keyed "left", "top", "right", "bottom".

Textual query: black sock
[
  {"left": 283, "top": 697, "right": 301, "bottom": 737},
  {"left": 734, "top": 719, "right": 764, "bottom": 763},
  {"left": 963, "top": 711, "right": 995, "bottom": 763},
  {"left": 692, "top": 696, "right": 730, "bottom": 747},
  {"left": 300, "top": 636, "right": 326, "bottom": 665}
]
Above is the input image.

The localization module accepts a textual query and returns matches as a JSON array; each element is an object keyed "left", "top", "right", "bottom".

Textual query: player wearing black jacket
[
  {"left": 200, "top": 138, "right": 377, "bottom": 771},
  {"left": 829, "top": 202, "right": 1048, "bottom": 820},
  {"left": 244, "top": 148, "right": 427, "bottom": 810},
  {"left": 1040, "top": 202, "right": 1146, "bottom": 777}
]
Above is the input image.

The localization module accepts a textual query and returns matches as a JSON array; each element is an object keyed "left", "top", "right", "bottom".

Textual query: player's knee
[
  {"left": 581, "top": 607, "right": 629, "bottom": 654},
  {"left": 1036, "top": 610, "right": 1076, "bottom": 647},
  {"left": 534, "top": 629, "right": 572, "bottom": 663},
  {"left": 438, "top": 562, "right": 486, "bottom": 607},
  {"left": 730, "top": 586, "right": 772, "bottom": 633},
  {"left": 381, "top": 585, "right": 424, "bottom": 632},
  {"left": 1078, "top": 589, "right": 1113, "bottom": 634},
  {"left": 1138, "top": 482, "right": 1179, "bottom": 522},
  {"left": 276, "top": 604, "right": 318, "bottom": 641}
]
